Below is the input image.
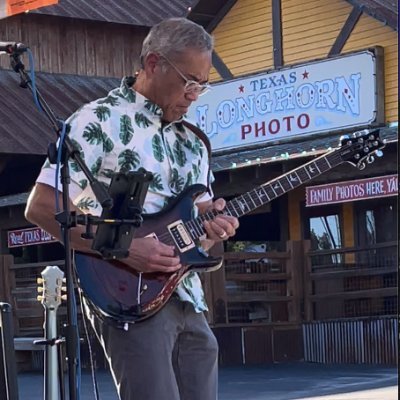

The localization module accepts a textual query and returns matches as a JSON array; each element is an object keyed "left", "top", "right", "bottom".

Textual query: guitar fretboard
[{"left": 184, "top": 148, "right": 344, "bottom": 241}]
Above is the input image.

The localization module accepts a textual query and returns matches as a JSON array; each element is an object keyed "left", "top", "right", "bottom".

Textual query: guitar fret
[
  {"left": 189, "top": 219, "right": 203, "bottom": 239},
  {"left": 304, "top": 165, "right": 312, "bottom": 179},
  {"left": 278, "top": 177, "right": 291, "bottom": 192},
  {"left": 253, "top": 189, "right": 263, "bottom": 203},
  {"left": 186, "top": 221, "right": 198, "bottom": 238},
  {"left": 264, "top": 185, "right": 276, "bottom": 200},
  {"left": 244, "top": 192, "right": 257, "bottom": 209},
  {"left": 259, "top": 186, "right": 270, "bottom": 201},
  {"left": 286, "top": 175, "right": 294, "bottom": 189},
  {"left": 317, "top": 157, "right": 331, "bottom": 172},
  {"left": 236, "top": 196, "right": 251, "bottom": 216},
  {"left": 228, "top": 199, "right": 241, "bottom": 217},
  {"left": 296, "top": 168, "right": 309, "bottom": 183},
  {"left": 270, "top": 184, "right": 278, "bottom": 197},
  {"left": 313, "top": 161, "right": 321, "bottom": 174}
]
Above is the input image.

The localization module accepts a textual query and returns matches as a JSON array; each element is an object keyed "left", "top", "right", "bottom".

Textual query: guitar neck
[{"left": 186, "top": 149, "right": 344, "bottom": 240}]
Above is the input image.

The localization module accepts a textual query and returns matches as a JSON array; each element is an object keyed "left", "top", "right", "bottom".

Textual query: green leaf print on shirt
[
  {"left": 79, "top": 179, "right": 88, "bottom": 190},
  {"left": 170, "top": 168, "right": 185, "bottom": 193},
  {"left": 94, "top": 105, "right": 111, "bottom": 122},
  {"left": 90, "top": 156, "right": 103, "bottom": 176},
  {"left": 120, "top": 115, "right": 134, "bottom": 145},
  {"left": 135, "top": 112, "right": 152, "bottom": 129},
  {"left": 103, "top": 137, "right": 114, "bottom": 153},
  {"left": 83, "top": 122, "right": 105, "bottom": 145},
  {"left": 165, "top": 141, "right": 175, "bottom": 164},
  {"left": 152, "top": 134, "right": 164, "bottom": 162},
  {"left": 144, "top": 100, "right": 162, "bottom": 116},
  {"left": 184, "top": 171, "right": 193, "bottom": 189},
  {"left": 173, "top": 140, "right": 187, "bottom": 167},
  {"left": 149, "top": 173, "right": 164, "bottom": 191},
  {"left": 118, "top": 149, "right": 141, "bottom": 173},
  {"left": 192, "top": 163, "right": 200, "bottom": 181},
  {"left": 76, "top": 197, "right": 96, "bottom": 211},
  {"left": 98, "top": 95, "right": 120, "bottom": 107}
]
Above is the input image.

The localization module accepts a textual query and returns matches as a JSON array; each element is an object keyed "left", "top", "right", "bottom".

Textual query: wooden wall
[
  {"left": 0, "top": 14, "right": 147, "bottom": 78},
  {"left": 342, "top": 14, "right": 398, "bottom": 122},
  {"left": 210, "top": 0, "right": 398, "bottom": 123}
]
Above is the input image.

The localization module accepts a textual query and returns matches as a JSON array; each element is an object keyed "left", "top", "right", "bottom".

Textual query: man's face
[{"left": 152, "top": 48, "right": 212, "bottom": 122}]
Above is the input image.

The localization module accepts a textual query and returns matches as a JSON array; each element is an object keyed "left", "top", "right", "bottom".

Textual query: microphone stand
[{"left": 8, "top": 51, "right": 113, "bottom": 400}]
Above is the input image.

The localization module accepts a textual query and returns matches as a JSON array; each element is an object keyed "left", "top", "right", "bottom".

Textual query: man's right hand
[{"left": 126, "top": 237, "right": 182, "bottom": 273}]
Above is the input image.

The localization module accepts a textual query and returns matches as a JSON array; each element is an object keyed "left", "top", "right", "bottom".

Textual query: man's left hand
[{"left": 202, "top": 198, "right": 239, "bottom": 242}]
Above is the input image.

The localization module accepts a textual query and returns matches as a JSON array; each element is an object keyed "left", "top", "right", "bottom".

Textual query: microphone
[{"left": 0, "top": 41, "right": 29, "bottom": 55}]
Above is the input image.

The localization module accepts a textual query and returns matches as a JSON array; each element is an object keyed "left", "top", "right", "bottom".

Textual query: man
[{"left": 25, "top": 17, "right": 239, "bottom": 400}]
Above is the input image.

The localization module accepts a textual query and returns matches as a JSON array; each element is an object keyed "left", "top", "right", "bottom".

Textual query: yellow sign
[{"left": 0, "top": 0, "right": 58, "bottom": 19}]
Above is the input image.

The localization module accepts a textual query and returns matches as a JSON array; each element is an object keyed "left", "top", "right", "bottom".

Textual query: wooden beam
[
  {"left": 205, "top": 0, "right": 238, "bottom": 33},
  {"left": 272, "top": 0, "right": 283, "bottom": 68},
  {"left": 212, "top": 51, "right": 234, "bottom": 80},
  {"left": 328, "top": 6, "right": 363, "bottom": 57}
]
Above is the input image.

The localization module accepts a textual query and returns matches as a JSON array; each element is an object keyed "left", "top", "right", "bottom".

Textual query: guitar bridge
[{"left": 167, "top": 220, "right": 195, "bottom": 253}]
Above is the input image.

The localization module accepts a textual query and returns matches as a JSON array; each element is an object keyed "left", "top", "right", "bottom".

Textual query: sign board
[
  {"left": 305, "top": 174, "right": 398, "bottom": 207},
  {"left": 0, "top": 0, "right": 57, "bottom": 19},
  {"left": 188, "top": 49, "right": 383, "bottom": 153},
  {"left": 8, "top": 227, "right": 57, "bottom": 248}
]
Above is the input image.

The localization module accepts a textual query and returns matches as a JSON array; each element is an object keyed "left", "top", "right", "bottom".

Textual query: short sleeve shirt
[{"left": 36, "top": 77, "right": 214, "bottom": 313}]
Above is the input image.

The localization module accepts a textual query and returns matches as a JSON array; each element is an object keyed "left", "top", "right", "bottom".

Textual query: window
[
  {"left": 356, "top": 198, "right": 397, "bottom": 246},
  {"left": 303, "top": 204, "right": 343, "bottom": 266}
]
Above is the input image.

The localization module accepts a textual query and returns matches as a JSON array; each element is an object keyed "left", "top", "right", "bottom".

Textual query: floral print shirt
[{"left": 36, "top": 77, "right": 214, "bottom": 313}]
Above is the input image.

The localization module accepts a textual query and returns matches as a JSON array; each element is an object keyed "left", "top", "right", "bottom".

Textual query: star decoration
[
  {"left": 302, "top": 70, "right": 309, "bottom": 79},
  {"left": 239, "top": 85, "right": 245, "bottom": 93}
]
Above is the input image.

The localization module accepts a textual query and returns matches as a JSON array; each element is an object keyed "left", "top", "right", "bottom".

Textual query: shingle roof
[
  {"left": 0, "top": 69, "right": 119, "bottom": 155},
  {"left": 32, "top": 0, "right": 198, "bottom": 26},
  {"left": 345, "top": 0, "right": 398, "bottom": 30}
]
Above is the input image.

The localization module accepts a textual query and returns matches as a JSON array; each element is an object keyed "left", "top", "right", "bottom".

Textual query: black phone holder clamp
[{"left": 85, "top": 169, "right": 153, "bottom": 260}]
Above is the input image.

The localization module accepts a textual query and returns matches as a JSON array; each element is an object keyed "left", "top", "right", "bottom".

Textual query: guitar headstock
[
  {"left": 37, "top": 265, "right": 65, "bottom": 311},
  {"left": 338, "top": 129, "right": 385, "bottom": 170}
]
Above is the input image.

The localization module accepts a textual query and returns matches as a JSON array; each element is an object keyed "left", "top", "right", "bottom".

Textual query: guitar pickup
[{"left": 167, "top": 220, "right": 195, "bottom": 253}]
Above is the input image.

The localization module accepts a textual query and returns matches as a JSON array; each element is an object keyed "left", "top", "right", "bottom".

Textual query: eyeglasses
[{"left": 160, "top": 53, "right": 210, "bottom": 96}]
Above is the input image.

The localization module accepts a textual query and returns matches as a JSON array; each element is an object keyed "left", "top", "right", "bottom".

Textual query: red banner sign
[
  {"left": 8, "top": 227, "right": 57, "bottom": 248},
  {"left": 306, "top": 174, "right": 398, "bottom": 207},
  {"left": 0, "top": 0, "right": 58, "bottom": 19}
]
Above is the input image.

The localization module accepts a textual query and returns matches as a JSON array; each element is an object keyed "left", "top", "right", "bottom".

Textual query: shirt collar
[
  {"left": 119, "top": 76, "right": 163, "bottom": 118},
  {"left": 119, "top": 76, "right": 186, "bottom": 125}
]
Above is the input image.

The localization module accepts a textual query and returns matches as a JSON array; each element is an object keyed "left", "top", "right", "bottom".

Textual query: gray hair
[{"left": 140, "top": 18, "right": 214, "bottom": 65}]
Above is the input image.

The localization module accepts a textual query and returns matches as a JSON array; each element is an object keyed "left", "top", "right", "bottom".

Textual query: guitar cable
[{"left": 78, "top": 288, "right": 101, "bottom": 400}]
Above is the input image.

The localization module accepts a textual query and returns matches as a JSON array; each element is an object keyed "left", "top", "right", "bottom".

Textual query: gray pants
[{"left": 88, "top": 296, "right": 219, "bottom": 400}]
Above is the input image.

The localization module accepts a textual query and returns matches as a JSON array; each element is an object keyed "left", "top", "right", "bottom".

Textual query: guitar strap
[{"left": 182, "top": 120, "right": 212, "bottom": 194}]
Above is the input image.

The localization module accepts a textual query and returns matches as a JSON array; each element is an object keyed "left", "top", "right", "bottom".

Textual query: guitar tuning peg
[
  {"left": 61, "top": 295, "right": 67, "bottom": 300},
  {"left": 358, "top": 161, "right": 366, "bottom": 170},
  {"left": 37, "top": 277, "right": 44, "bottom": 284},
  {"left": 37, "top": 295, "right": 44, "bottom": 302},
  {"left": 62, "top": 286, "right": 67, "bottom": 292},
  {"left": 62, "top": 278, "right": 67, "bottom": 283},
  {"left": 37, "top": 287, "right": 44, "bottom": 293}
]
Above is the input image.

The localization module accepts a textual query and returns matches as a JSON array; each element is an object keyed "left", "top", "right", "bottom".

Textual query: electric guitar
[
  {"left": 74, "top": 129, "right": 385, "bottom": 323},
  {"left": 37, "top": 266, "right": 65, "bottom": 400}
]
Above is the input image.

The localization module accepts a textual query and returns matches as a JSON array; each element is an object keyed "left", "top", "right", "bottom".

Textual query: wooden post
[
  {"left": 303, "top": 240, "right": 313, "bottom": 321},
  {"left": 0, "top": 255, "right": 14, "bottom": 304},
  {"left": 286, "top": 241, "right": 304, "bottom": 322}
]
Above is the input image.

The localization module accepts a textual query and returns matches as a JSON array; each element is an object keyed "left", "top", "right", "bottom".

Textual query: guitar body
[
  {"left": 75, "top": 184, "right": 223, "bottom": 323},
  {"left": 74, "top": 130, "right": 384, "bottom": 324}
]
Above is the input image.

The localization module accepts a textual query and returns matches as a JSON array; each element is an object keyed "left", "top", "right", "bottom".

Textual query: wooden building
[{"left": 0, "top": 0, "right": 397, "bottom": 368}]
